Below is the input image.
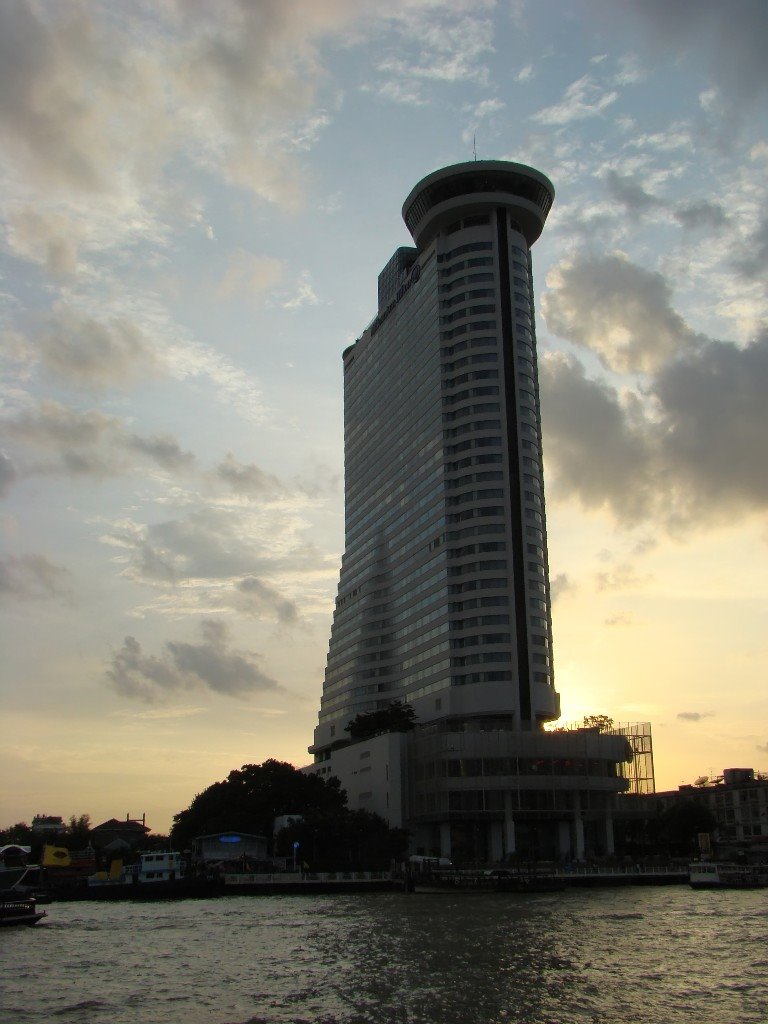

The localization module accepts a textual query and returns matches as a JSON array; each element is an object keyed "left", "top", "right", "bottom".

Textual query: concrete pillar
[
  {"left": 439, "top": 821, "right": 451, "bottom": 860},
  {"left": 558, "top": 820, "right": 571, "bottom": 860},
  {"left": 604, "top": 814, "right": 615, "bottom": 856},
  {"left": 503, "top": 791, "right": 516, "bottom": 856},
  {"left": 490, "top": 820, "right": 504, "bottom": 863},
  {"left": 573, "top": 792, "right": 585, "bottom": 861},
  {"left": 573, "top": 817, "right": 585, "bottom": 861}
]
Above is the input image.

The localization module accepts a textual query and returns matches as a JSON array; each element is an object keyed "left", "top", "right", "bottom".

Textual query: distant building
[
  {"left": 613, "top": 766, "right": 768, "bottom": 861},
  {"left": 31, "top": 814, "right": 65, "bottom": 835},
  {"left": 659, "top": 768, "right": 768, "bottom": 852},
  {"left": 306, "top": 161, "right": 634, "bottom": 862},
  {"left": 193, "top": 833, "right": 268, "bottom": 863},
  {"left": 90, "top": 815, "right": 150, "bottom": 852}
]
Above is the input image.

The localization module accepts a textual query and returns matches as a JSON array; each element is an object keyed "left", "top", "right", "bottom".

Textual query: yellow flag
[{"left": 42, "top": 844, "right": 72, "bottom": 867}]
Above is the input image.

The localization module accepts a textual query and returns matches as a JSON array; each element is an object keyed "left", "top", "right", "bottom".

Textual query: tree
[
  {"left": 582, "top": 715, "right": 615, "bottom": 732},
  {"left": 170, "top": 759, "right": 347, "bottom": 850},
  {"left": 64, "top": 813, "right": 92, "bottom": 849},
  {"left": 274, "top": 808, "right": 409, "bottom": 871},
  {"left": 650, "top": 800, "right": 717, "bottom": 857},
  {"left": 0, "top": 822, "right": 36, "bottom": 847},
  {"left": 345, "top": 702, "right": 417, "bottom": 742}
]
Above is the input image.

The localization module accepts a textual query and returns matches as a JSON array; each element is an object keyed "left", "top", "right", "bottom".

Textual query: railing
[
  {"left": 223, "top": 871, "right": 393, "bottom": 884},
  {"left": 554, "top": 864, "right": 685, "bottom": 877}
]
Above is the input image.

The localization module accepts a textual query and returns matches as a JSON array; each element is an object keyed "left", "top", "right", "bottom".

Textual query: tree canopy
[
  {"left": 345, "top": 702, "right": 417, "bottom": 742},
  {"left": 582, "top": 715, "right": 615, "bottom": 732},
  {"left": 275, "top": 808, "right": 408, "bottom": 872},
  {"left": 170, "top": 759, "right": 409, "bottom": 869},
  {"left": 170, "top": 759, "right": 346, "bottom": 850},
  {"left": 649, "top": 800, "right": 717, "bottom": 857}
]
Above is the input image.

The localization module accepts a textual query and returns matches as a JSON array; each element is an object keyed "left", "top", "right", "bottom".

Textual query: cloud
[
  {"left": 757, "top": 740, "right": 768, "bottom": 754},
  {"left": 540, "top": 354, "right": 655, "bottom": 524},
  {"left": 542, "top": 252, "right": 696, "bottom": 373},
  {"left": 676, "top": 711, "right": 713, "bottom": 722},
  {"left": 550, "top": 573, "right": 574, "bottom": 602},
  {"left": 612, "top": 53, "right": 645, "bottom": 86},
  {"left": 34, "top": 306, "right": 160, "bottom": 389},
  {"left": 540, "top": 329, "right": 768, "bottom": 529},
  {"left": 603, "top": 169, "right": 661, "bottom": 214},
  {"left": 370, "top": 2, "right": 495, "bottom": 102},
  {"left": 217, "top": 454, "right": 283, "bottom": 496},
  {"left": 3, "top": 400, "right": 195, "bottom": 479},
  {"left": 163, "top": 337, "right": 271, "bottom": 426},
  {"left": 653, "top": 332, "right": 768, "bottom": 507},
  {"left": 604, "top": 613, "right": 634, "bottom": 627},
  {"left": 171, "top": 0, "right": 361, "bottom": 209},
  {"left": 5, "top": 401, "right": 119, "bottom": 454},
  {"left": 732, "top": 214, "right": 768, "bottom": 281},
  {"left": 217, "top": 250, "right": 284, "bottom": 300},
  {"left": 530, "top": 75, "right": 618, "bottom": 126},
  {"left": 166, "top": 619, "right": 281, "bottom": 696},
  {"left": 107, "top": 619, "right": 281, "bottom": 702},
  {"left": 235, "top": 576, "right": 299, "bottom": 624},
  {"left": 0, "top": 553, "right": 71, "bottom": 601},
  {"left": 0, "top": 1, "right": 142, "bottom": 192},
  {"left": 616, "top": 0, "right": 768, "bottom": 111},
  {"left": 595, "top": 563, "right": 651, "bottom": 592},
  {"left": 0, "top": 0, "right": 362, "bottom": 213},
  {"left": 106, "top": 510, "right": 251, "bottom": 584},
  {"left": 283, "top": 270, "right": 320, "bottom": 310},
  {"left": 0, "top": 452, "right": 17, "bottom": 496},
  {"left": 285, "top": 273, "right": 319, "bottom": 310},
  {"left": 102, "top": 503, "right": 321, "bottom": 621},
  {"left": 126, "top": 435, "right": 195, "bottom": 473},
  {"left": 6, "top": 207, "right": 82, "bottom": 278},
  {"left": 673, "top": 199, "right": 728, "bottom": 231}
]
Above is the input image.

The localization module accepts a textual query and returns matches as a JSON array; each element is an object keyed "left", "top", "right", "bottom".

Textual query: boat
[
  {"left": 88, "top": 850, "right": 186, "bottom": 888},
  {"left": 689, "top": 862, "right": 768, "bottom": 889},
  {"left": 0, "top": 896, "right": 47, "bottom": 927},
  {"left": 0, "top": 864, "right": 53, "bottom": 903}
]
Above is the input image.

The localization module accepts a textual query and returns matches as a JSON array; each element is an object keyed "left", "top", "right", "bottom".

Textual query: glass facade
[{"left": 311, "top": 162, "right": 562, "bottom": 758}]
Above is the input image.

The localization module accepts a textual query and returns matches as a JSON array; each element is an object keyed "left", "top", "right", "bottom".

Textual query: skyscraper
[{"left": 308, "top": 162, "right": 632, "bottom": 862}]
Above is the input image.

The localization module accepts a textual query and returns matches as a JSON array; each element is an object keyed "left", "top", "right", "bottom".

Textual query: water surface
[{"left": 3, "top": 887, "right": 766, "bottom": 1023}]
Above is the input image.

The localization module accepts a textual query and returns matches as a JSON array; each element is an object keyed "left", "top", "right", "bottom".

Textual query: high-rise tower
[{"left": 308, "top": 162, "right": 631, "bottom": 863}]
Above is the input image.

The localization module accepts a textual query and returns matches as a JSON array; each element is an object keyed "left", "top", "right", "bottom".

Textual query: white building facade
[{"left": 307, "top": 162, "right": 631, "bottom": 863}]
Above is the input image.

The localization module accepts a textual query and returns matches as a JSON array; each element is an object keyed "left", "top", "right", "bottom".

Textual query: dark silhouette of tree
[
  {"left": 345, "top": 702, "right": 417, "bottom": 742},
  {"left": 274, "top": 808, "right": 409, "bottom": 871},
  {"left": 64, "top": 813, "right": 92, "bottom": 849},
  {"left": 582, "top": 715, "right": 615, "bottom": 732},
  {"left": 650, "top": 800, "right": 716, "bottom": 857},
  {"left": 170, "top": 759, "right": 409, "bottom": 868},
  {"left": 170, "top": 759, "right": 347, "bottom": 850},
  {"left": 0, "top": 822, "right": 35, "bottom": 847}
]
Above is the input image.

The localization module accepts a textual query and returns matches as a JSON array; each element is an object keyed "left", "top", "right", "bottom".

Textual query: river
[{"left": 3, "top": 887, "right": 766, "bottom": 1024}]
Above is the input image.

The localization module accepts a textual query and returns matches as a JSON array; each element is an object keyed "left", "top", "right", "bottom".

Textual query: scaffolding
[
  {"left": 608, "top": 723, "right": 655, "bottom": 795},
  {"left": 550, "top": 721, "right": 655, "bottom": 795}
]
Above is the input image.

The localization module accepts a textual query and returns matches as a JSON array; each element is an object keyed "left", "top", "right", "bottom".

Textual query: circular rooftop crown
[{"left": 402, "top": 160, "right": 554, "bottom": 249}]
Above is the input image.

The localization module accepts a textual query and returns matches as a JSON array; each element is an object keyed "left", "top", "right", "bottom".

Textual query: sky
[{"left": 1, "top": 0, "right": 766, "bottom": 834}]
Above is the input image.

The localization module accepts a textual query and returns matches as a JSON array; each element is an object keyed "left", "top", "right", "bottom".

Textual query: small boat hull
[{"left": 0, "top": 897, "right": 47, "bottom": 927}]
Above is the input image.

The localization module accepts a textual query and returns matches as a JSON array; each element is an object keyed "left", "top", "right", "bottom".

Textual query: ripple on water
[{"left": 4, "top": 888, "right": 768, "bottom": 1024}]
